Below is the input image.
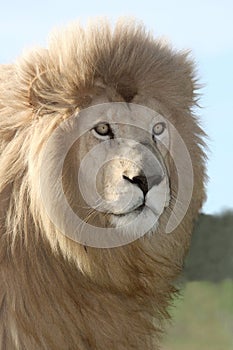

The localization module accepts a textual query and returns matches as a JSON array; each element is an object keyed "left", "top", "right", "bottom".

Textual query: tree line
[{"left": 183, "top": 210, "right": 233, "bottom": 282}]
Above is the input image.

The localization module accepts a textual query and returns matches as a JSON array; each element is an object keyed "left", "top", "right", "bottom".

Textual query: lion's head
[{"left": 0, "top": 19, "right": 206, "bottom": 293}]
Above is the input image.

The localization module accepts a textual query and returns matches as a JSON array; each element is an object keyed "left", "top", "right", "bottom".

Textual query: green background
[{"left": 162, "top": 211, "right": 233, "bottom": 349}]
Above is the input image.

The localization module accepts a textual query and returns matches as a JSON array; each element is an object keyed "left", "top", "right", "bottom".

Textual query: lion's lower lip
[{"left": 110, "top": 204, "right": 145, "bottom": 217}]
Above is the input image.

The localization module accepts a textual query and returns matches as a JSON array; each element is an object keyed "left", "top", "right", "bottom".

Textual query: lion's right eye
[
  {"left": 92, "top": 123, "right": 113, "bottom": 139},
  {"left": 153, "top": 122, "right": 166, "bottom": 136},
  {"left": 94, "top": 123, "right": 110, "bottom": 135}
]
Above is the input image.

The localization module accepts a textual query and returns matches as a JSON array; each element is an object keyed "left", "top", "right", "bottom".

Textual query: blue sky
[{"left": 1, "top": 0, "right": 232, "bottom": 214}]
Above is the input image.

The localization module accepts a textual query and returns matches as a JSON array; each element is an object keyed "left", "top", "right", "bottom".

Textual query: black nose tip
[
  {"left": 123, "top": 173, "right": 164, "bottom": 196},
  {"left": 123, "top": 174, "right": 148, "bottom": 196},
  {"left": 131, "top": 175, "right": 148, "bottom": 196}
]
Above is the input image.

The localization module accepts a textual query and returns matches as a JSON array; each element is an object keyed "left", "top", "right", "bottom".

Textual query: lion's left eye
[
  {"left": 92, "top": 123, "right": 113, "bottom": 139},
  {"left": 94, "top": 123, "right": 110, "bottom": 135},
  {"left": 153, "top": 122, "right": 166, "bottom": 136}
]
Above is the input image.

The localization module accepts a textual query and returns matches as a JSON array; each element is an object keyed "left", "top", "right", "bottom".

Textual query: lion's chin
[{"left": 109, "top": 205, "right": 159, "bottom": 228}]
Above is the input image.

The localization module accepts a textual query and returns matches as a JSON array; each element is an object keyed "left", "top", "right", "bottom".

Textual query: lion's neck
[{"left": 0, "top": 239, "right": 168, "bottom": 350}]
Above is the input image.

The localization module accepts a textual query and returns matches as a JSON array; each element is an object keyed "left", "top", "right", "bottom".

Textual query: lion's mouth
[
  {"left": 107, "top": 203, "right": 161, "bottom": 230},
  {"left": 110, "top": 203, "right": 145, "bottom": 217}
]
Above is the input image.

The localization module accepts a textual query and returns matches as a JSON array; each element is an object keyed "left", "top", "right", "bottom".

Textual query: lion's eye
[
  {"left": 92, "top": 122, "right": 113, "bottom": 139},
  {"left": 94, "top": 123, "right": 110, "bottom": 135},
  {"left": 153, "top": 122, "right": 166, "bottom": 136}
]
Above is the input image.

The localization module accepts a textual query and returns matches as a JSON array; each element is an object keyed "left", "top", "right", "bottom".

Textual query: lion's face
[
  {"left": 37, "top": 100, "right": 173, "bottom": 248},
  {"left": 76, "top": 102, "right": 170, "bottom": 228}
]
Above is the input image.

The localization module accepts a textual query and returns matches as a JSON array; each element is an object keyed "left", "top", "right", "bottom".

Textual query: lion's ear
[
  {"left": 19, "top": 50, "right": 92, "bottom": 114},
  {"left": 24, "top": 50, "right": 57, "bottom": 111},
  {"left": 2, "top": 49, "right": 79, "bottom": 114}
]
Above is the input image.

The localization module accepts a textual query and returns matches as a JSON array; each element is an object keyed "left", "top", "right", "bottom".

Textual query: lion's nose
[
  {"left": 123, "top": 173, "right": 164, "bottom": 196},
  {"left": 131, "top": 175, "right": 148, "bottom": 196}
]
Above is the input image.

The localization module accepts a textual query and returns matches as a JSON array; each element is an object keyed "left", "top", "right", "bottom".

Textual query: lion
[{"left": 0, "top": 19, "right": 206, "bottom": 349}]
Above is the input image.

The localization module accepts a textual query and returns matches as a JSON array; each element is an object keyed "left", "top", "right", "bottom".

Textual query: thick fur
[{"left": 0, "top": 19, "right": 206, "bottom": 349}]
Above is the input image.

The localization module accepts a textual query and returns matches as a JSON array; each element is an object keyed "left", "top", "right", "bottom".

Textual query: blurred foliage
[
  {"left": 183, "top": 210, "right": 233, "bottom": 282},
  {"left": 162, "top": 280, "right": 233, "bottom": 350},
  {"left": 162, "top": 211, "right": 233, "bottom": 350}
]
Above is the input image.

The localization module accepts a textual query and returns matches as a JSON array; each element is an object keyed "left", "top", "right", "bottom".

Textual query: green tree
[{"left": 183, "top": 210, "right": 233, "bottom": 282}]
